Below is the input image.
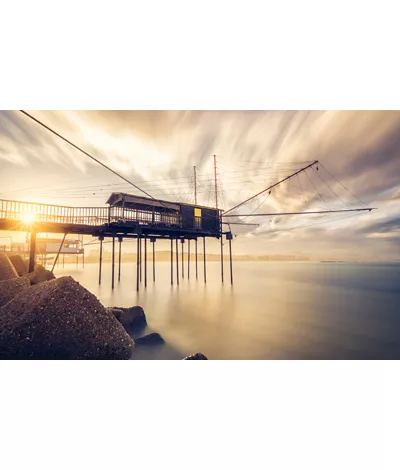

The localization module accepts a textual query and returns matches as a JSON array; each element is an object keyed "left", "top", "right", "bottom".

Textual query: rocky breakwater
[
  {"left": 0, "top": 253, "right": 208, "bottom": 360},
  {"left": 0, "top": 276, "right": 134, "bottom": 359},
  {"left": 0, "top": 254, "right": 133, "bottom": 359}
]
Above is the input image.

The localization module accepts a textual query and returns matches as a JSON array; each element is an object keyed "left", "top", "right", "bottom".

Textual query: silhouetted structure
[{"left": 0, "top": 193, "right": 233, "bottom": 290}]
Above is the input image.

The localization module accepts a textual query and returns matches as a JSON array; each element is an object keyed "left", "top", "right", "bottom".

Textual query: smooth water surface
[{"left": 55, "top": 261, "right": 400, "bottom": 359}]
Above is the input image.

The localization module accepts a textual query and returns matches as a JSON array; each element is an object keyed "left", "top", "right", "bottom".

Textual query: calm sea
[{"left": 54, "top": 261, "right": 400, "bottom": 359}]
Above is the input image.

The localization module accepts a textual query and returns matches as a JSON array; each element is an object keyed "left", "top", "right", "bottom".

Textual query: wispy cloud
[{"left": 1, "top": 110, "right": 399, "bottom": 259}]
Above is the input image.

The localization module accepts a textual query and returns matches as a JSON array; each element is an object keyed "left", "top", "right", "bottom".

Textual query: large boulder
[
  {"left": 23, "top": 264, "right": 56, "bottom": 285},
  {"left": 0, "top": 276, "right": 134, "bottom": 359},
  {"left": 0, "top": 277, "right": 31, "bottom": 308},
  {"left": 8, "top": 254, "right": 28, "bottom": 276},
  {"left": 0, "top": 253, "right": 19, "bottom": 281}
]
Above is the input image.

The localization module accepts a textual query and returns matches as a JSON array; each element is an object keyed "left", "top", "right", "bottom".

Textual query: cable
[
  {"left": 19, "top": 110, "right": 167, "bottom": 206},
  {"left": 255, "top": 211, "right": 368, "bottom": 235},
  {"left": 304, "top": 167, "right": 331, "bottom": 211},
  {"left": 311, "top": 166, "right": 350, "bottom": 209},
  {"left": 319, "top": 162, "right": 367, "bottom": 207}
]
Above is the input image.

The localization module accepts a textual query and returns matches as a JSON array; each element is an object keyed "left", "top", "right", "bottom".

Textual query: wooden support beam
[
  {"left": 176, "top": 238, "right": 179, "bottom": 285},
  {"left": 98, "top": 236, "right": 103, "bottom": 285},
  {"left": 28, "top": 231, "right": 36, "bottom": 273},
  {"left": 188, "top": 239, "right": 190, "bottom": 280},
  {"left": 111, "top": 236, "right": 115, "bottom": 290},
  {"left": 203, "top": 236, "right": 206, "bottom": 283},
  {"left": 170, "top": 238, "right": 173, "bottom": 286},
  {"left": 220, "top": 235, "right": 224, "bottom": 283},
  {"left": 195, "top": 239, "right": 198, "bottom": 280},
  {"left": 118, "top": 237, "right": 122, "bottom": 282},
  {"left": 144, "top": 235, "right": 147, "bottom": 288},
  {"left": 136, "top": 236, "right": 140, "bottom": 292},
  {"left": 51, "top": 233, "right": 67, "bottom": 273},
  {"left": 181, "top": 238, "right": 184, "bottom": 278}
]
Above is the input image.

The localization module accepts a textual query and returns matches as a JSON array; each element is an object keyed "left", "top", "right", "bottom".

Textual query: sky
[{"left": 1, "top": 110, "right": 399, "bottom": 261}]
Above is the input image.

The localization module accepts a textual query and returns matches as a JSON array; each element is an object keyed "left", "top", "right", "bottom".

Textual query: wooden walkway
[{"left": 0, "top": 198, "right": 222, "bottom": 239}]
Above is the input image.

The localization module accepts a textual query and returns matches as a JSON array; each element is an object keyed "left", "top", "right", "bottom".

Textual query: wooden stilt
[
  {"left": 195, "top": 239, "right": 198, "bottom": 279},
  {"left": 144, "top": 236, "right": 147, "bottom": 288},
  {"left": 229, "top": 234, "right": 233, "bottom": 285},
  {"left": 111, "top": 236, "right": 115, "bottom": 290},
  {"left": 188, "top": 239, "right": 190, "bottom": 280},
  {"left": 28, "top": 231, "right": 36, "bottom": 273},
  {"left": 170, "top": 238, "right": 173, "bottom": 285},
  {"left": 220, "top": 235, "right": 224, "bottom": 283},
  {"left": 203, "top": 237, "right": 206, "bottom": 283},
  {"left": 152, "top": 239, "right": 155, "bottom": 282},
  {"left": 181, "top": 239, "right": 184, "bottom": 278},
  {"left": 118, "top": 237, "right": 122, "bottom": 282},
  {"left": 51, "top": 233, "right": 67, "bottom": 273},
  {"left": 136, "top": 236, "right": 140, "bottom": 292},
  {"left": 98, "top": 237, "right": 103, "bottom": 285},
  {"left": 139, "top": 236, "right": 142, "bottom": 282},
  {"left": 176, "top": 238, "right": 179, "bottom": 285}
]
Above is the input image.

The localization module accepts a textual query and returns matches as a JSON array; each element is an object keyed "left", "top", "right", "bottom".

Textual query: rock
[
  {"left": 183, "top": 353, "right": 208, "bottom": 360},
  {"left": 0, "top": 276, "right": 134, "bottom": 359},
  {"left": 0, "top": 253, "right": 19, "bottom": 281},
  {"left": 0, "top": 277, "right": 31, "bottom": 308},
  {"left": 8, "top": 255, "right": 28, "bottom": 276},
  {"left": 23, "top": 265, "right": 56, "bottom": 285},
  {"left": 134, "top": 333, "right": 165, "bottom": 346},
  {"left": 113, "top": 305, "right": 147, "bottom": 332},
  {"left": 105, "top": 307, "right": 123, "bottom": 323}
]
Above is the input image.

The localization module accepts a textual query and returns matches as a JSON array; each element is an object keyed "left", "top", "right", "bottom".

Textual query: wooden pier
[{"left": 0, "top": 194, "right": 234, "bottom": 290}]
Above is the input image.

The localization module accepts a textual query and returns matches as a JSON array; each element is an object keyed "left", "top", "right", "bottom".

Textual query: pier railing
[{"left": 0, "top": 199, "right": 181, "bottom": 228}]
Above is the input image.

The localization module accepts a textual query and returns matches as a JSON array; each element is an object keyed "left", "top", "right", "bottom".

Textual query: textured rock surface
[
  {"left": 0, "top": 276, "right": 134, "bottom": 359},
  {"left": 113, "top": 305, "right": 147, "bottom": 332},
  {"left": 106, "top": 307, "right": 123, "bottom": 323},
  {"left": 134, "top": 332, "right": 165, "bottom": 346},
  {"left": 0, "top": 277, "right": 31, "bottom": 308},
  {"left": 8, "top": 255, "right": 28, "bottom": 276},
  {"left": 183, "top": 353, "right": 208, "bottom": 360},
  {"left": 0, "top": 254, "right": 19, "bottom": 281},
  {"left": 23, "top": 265, "right": 56, "bottom": 285}
]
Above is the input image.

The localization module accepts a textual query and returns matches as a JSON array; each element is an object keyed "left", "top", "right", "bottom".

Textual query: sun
[{"left": 21, "top": 212, "right": 35, "bottom": 224}]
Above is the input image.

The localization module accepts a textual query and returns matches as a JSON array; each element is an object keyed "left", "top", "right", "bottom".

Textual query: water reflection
[{"left": 55, "top": 261, "right": 400, "bottom": 359}]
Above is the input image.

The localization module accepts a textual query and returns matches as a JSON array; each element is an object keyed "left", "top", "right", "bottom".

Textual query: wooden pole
[
  {"left": 188, "top": 239, "right": 190, "bottom": 280},
  {"left": 220, "top": 235, "right": 224, "bottom": 283},
  {"left": 170, "top": 238, "right": 173, "bottom": 285},
  {"left": 136, "top": 236, "right": 139, "bottom": 292},
  {"left": 139, "top": 236, "right": 142, "bottom": 282},
  {"left": 195, "top": 238, "right": 198, "bottom": 279},
  {"left": 229, "top": 237, "right": 233, "bottom": 285},
  {"left": 144, "top": 235, "right": 147, "bottom": 288},
  {"left": 98, "top": 237, "right": 103, "bottom": 285},
  {"left": 152, "top": 239, "right": 155, "bottom": 282},
  {"left": 203, "top": 236, "right": 206, "bottom": 283},
  {"left": 111, "top": 236, "right": 115, "bottom": 289},
  {"left": 51, "top": 233, "right": 67, "bottom": 273},
  {"left": 181, "top": 239, "right": 184, "bottom": 278},
  {"left": 176, "top": 238, "right": 179, "bottom": 285},
  {"left": 118, "top": 237, "right": 122, "bottom": 282},
  {"left": 28, "top": 231, "right": 36, "bottom": 273}
]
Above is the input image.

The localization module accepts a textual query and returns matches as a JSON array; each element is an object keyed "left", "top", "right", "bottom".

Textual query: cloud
[{"left": 1, "top": 110, "right": 400, "bottom": 259}]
